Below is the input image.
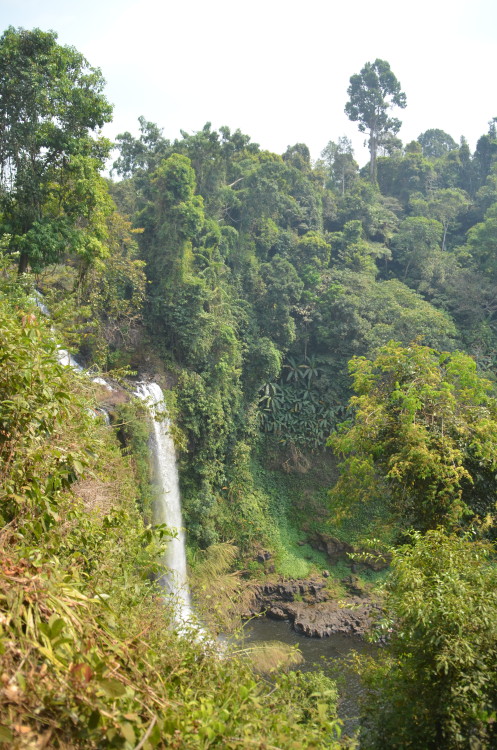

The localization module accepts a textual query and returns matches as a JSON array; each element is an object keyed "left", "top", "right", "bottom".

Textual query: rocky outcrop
[
  {"left": 308, "top": 534, "right": 354, "bottom": 564},
  {"left": 292, "top": 599, "right": 374, "bottom": 638},
  {"left": 246, "top": 578, "right": 378, "bottom": 638},
  {"left": 307, "top": 532, "right": 391, "bottom": 572}
]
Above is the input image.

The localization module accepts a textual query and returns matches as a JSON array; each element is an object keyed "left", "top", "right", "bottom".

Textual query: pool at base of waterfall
[{"left": 241, "top": 615, "right": 377, "bottom": 737}]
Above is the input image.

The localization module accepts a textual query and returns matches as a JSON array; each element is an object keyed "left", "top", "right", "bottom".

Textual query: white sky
[{"left": 1, "top": 0, "right": 496, "bottom": 167}]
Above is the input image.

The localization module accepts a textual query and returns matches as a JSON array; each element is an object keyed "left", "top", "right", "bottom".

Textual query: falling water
[
  {"left": 33, "top": 291, "right": 110, "bottom": 385},
  {"left": 57, "top": 348, "right": 83, "bottom": 370},
  {"left": 136, "top": 382, "right": 193, "bottom": 624}
]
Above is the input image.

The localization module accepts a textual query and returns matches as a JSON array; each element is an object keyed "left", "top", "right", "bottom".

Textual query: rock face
[
  {"left": 307, "top": 531, "right": 391, "bottom": 572},
  {"left": 308, "top": 534, "right": 354, "bottom": 564},
  {"left": 247, "top": 578, "right": 377, "bottom": 638}
]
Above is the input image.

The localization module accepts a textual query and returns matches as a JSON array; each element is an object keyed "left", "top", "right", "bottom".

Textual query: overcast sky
[{"left": 2, "top": 0, "right": 496, "bottom": 166}]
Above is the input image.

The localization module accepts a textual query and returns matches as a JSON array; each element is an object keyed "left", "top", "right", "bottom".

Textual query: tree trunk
[
  {"left": 18, "top": 250, "right": 29, "bottom": 274},
  {"left": 369, "top": 131, "right": 378, "bottom": 183}
]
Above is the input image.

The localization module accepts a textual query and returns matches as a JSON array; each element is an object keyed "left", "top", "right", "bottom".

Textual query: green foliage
[
  {"left": 418, "top": 128, "right": 458, "bottom": 158},
  {"left": 39, "top": 210, "right": 147, "bottom": 369},
  {"left": 357, "top": 530, "right": 497, "bottom": 749},
  {"left": 0, "top": 292, "right": 92, "bottom": 527},
  {"left": 330, "top": 342, "right": 497, "bottom": 531},
  {"left": 345, "top": 59, "right": 406, "bottom": 181},
  {"left": 249, "top": 452, "right": 335, "bottom": 578},
  {"left": 390, "top": 216, "right": 444, "bottom": 288},
  {"left": 108, "top": 93, "right": 497, "bottom": 574},
  {"left": 143, "top": 153, "right": 204, "bottom": 310},
  {"left": 115, "top": 398, "right": 154, "bottom": 518},
  {"left": 331, "top": 220, "right": 389, "bottom": 273},
  {"left": 12, "top": 34, "right": 497, "bottom": 749},
  {"left": 376, "top": 150, "right": 435, "bottom": 205},
  {"left": 258, "top": 254, "right": 303, "bottom": 349},
  {"left": 0, "top": 275, "right": 343, "bottom": 749},
  {"left": 112, "top": 115, "right": 170, "bottom": 178},
  {"left": 0, "top": 27, "right": 112, "bottom": 272},
  {"left": 410, "top": 187, "right": 471, "bottom": 251},
  {"left": 314, "top": 272, "right": 457, "bottom": 373},
  {"left": 321, "top": 137, "right": 358, "bottom": 195},
  {"left": 466, "top": 201, "right": 497, "bottom": 279},
  {"left": 259, "top": 355, "right": 341, "bottom": 449},
  {"left": 78, "top": 212, "right": 146, "bottom": 366}
]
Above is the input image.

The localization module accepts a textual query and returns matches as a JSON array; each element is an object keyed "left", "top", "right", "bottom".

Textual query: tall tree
[
  {"left": 345, "top": 59, "right": 406, "bottom": 183},
  {"left": 0, "top": 27, "right": 112, "bottom": 272}
]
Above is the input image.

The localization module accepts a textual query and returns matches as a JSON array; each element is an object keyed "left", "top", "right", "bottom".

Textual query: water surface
[{"left": 242, "top": 616, "right": 375, "bottom": 735}]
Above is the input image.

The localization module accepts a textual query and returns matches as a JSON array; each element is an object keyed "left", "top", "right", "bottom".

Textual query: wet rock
[
  {"left": 362, "top": 550, "right": 392, "bottom": 571},
  {"left": 248, "top": 577, "right": 377, "bottom": 638},
  {"left": 267, "top": 607, "right": 287, "bottom": 620},
  {"left": 292, "top": 600, "right": 374, "bottom": 638}
]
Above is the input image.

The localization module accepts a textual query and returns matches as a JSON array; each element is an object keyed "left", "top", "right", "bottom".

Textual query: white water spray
[{"left": 136, "top": 382, "right": 193, "bottom": 624}]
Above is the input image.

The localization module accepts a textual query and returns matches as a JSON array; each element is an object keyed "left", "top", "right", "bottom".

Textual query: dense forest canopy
[{"left": 3, "top": 25, "right": 497, "bottom": 748}]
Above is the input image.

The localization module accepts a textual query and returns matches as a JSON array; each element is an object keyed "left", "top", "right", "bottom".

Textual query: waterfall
[
  {"left": 136, "top": 382, "right": 193, "bottom": 624},
  {"left": 57, "top": 348, "right": 83, "bottom": 370},
  {"left": 34, "top": 291, "right": 113, "bottom": 392}
]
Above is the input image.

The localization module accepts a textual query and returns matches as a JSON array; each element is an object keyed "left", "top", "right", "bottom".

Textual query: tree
[
  {"left": 376, "top": 150, "right": 435, "bottom": 206},
  {"left": 391, "top": 216, "right": 443, "bottom": 285},
  {"left": 258, "top": 255, "right": 303, "bottom": 350},
  {"left": 428, "top": 188, "right": 471, "bottom": 251},
  {"left": 466, "top": 202, "right": 497, "bottom": 280},
  {"left": 329, "top": 342, "right": 497, "bottom": 531},
  {"left": 417, "top": 128, "right": 457, "bottom": 158},
  {"left": 410, "top": 188, "right": 471, "bottom": 251},
  {"left": 345, "top": 59, "right": 406, "bottom": 183},
  {"left": 112, "top": 116, "right": 170, "bottom": 178},
  {"left": 358, "top": 530, "right": 497, "bottom": 749},
  {"left": 140, "top": 153, "right": 205, "bottom": 335},
  {"left": 282, "top": 143, "right": 311, "bottom": 172},
  {"left": 315, "top": 273, "right": 456, "bottom": 371},
  {"left": 473, "top": 121, "right": 497, "bottom": 188},
  {"left": 320, "top": 137, "right": 358, "bottom": 195},
  {"left": 0, "top": 27, "right": 112, "bottom": 272},
  {"left": 331, "top": 220, "right": 389, "bottom": 274}
]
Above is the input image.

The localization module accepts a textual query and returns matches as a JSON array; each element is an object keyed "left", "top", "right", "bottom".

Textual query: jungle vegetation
[{"left": 2, "top": 25, "right": 497, "bottom": 748}]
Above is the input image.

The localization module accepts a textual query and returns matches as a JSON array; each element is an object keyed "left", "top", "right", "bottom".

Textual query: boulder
[{"left": 267, "top": 607, "right": 287, "bottom": 620}]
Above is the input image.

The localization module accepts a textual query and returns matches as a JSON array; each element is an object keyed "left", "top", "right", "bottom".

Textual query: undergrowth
[{"left": 0, "top": 276, "right": 346, "bottom": 749}]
